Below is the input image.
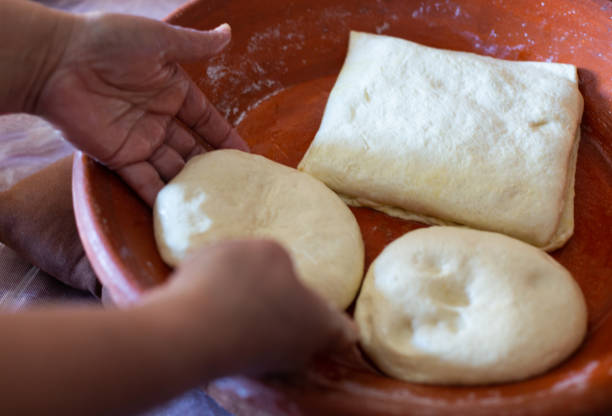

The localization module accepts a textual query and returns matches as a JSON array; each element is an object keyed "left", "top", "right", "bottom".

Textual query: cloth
[
  {"left": 0, "top": 244, "right": 94, "bottom": 310},
  {"left": 0, "top": 1, "right": 232, "bottom": 414}
]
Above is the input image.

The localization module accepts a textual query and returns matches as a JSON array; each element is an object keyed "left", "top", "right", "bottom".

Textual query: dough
[
  {"left": 154, "top": 149, "right": 364, "bottom": 309},
  {"left": 298, "top": 31, "right": 584, "bottom": 250},
  {"left": 354, "top": 226, "right": 587, "bottom": 385}
]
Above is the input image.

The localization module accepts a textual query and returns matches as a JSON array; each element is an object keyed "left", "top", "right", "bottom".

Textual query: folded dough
[
  {"left": 354, "top": 226, "right": 587, "bottom": 385},
  {"left": 298, "top": 32, "right": 584, "bottom": 250},
  {"left": 154, "top": 149, "right": 364, "bottom": 309}
]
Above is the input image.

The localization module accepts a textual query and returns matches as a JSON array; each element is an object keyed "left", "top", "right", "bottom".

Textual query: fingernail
[
  {"left": 187, "top": 145, "right": 205, "bottom": 160},
  {"left": 328, "top": 312, "right": 359, "bottom": 353},
  {"left": 237, "top": 138, "right": 250, "bottom": 153},
  {"left": 225, "top": 129, "right": 250, "bottom": 152},
  {"left": 213, "top": 23, "right": 231, "bottom": 33}
]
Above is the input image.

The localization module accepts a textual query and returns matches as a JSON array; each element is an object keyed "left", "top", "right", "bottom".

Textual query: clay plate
[{"left": 72, "top": 0, "right": 612, "bottom": 414}]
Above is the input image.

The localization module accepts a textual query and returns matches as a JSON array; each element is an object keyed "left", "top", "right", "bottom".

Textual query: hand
[
  {"left": 151, "top": 240, "right": 358, "bottom": 377},
  {"left": 36, "top": 13, "right": 248, "bottom": 205}
]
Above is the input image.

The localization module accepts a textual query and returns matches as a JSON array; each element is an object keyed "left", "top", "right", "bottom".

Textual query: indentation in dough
[
  {"left": 529, "top": 119, "right": 549, "bottom": 128},
  {"left": 355, "top": 227, "right": 588, "bottom": 384},
  {"left": 363, "top": 88, "right": 371, "bottom": 102},
  {"left": 525, "top": 270, "right": 542, "bottom": 288},
  {"left": 428, "top": 77, "right": 443, "bottom": 89},
  {"left": 388, "top": 315, "right": 415, "bottom": 346},
  {"left": 398, "top": 315, "right": 414, "bottom": 334},
  {"left": 349, "top": 106, "right": 356, "bottom": 121},
  {"left": 421, "top": 308, "right": 461, "bottom": 333},
  {"left": 411, "top": 252, "right": 443, "bottom": 274},
  {"left": 425, "top": 279, "right": 470, "bottom": 308},
  {"left": 500, "top": 185, "right": 520, "bottom": 201}
]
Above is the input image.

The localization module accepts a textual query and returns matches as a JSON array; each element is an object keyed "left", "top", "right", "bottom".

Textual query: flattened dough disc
[
  {"left": 154, "top": 149, "right": 364, "bottom": 309},
  {"left": 355, "top": 226, "right": 587, "bottom": 385}
]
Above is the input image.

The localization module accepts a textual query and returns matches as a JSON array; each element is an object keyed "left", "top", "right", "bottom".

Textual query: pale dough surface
[
  {"left": 354, "top": 226, "right": 587, "bottom": 385},
  {"left": 298, "top": 31, "right": 584, "bottom": 250},
  {"left": 154, "top": 149, "right": 364, "bottom": 309}
]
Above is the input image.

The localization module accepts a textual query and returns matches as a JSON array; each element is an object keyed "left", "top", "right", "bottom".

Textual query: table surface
[{"left": 0, "top": 1, "right": 231, "bottom": 414}]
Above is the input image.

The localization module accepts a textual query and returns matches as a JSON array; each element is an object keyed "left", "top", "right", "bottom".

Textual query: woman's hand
[
  {"left": 148, "top": 240, "right": 358, "bottom": 377},
  {"left": 0, "top": 240, "right": 357, "bottom": 415},
  {"left": 36, "top": 13, "right": 248, "bottom": 205}
]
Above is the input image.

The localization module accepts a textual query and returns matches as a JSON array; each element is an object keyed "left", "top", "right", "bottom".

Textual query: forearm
[
  {"left": 0, "top": 298, "right": 213, "bottom": 416},
  {"left": 0, "top": 156, "right": 99, "bottom": 295},
  {"left": 0, "top": 156, "right": 75, "bottom": 261},
  {"left": 0, "top": 0, "right": 75, "bottom": 114}
]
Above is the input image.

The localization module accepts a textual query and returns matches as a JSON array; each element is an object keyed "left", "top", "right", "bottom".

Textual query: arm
[
  {"left": 0, "top": 0, "right": 246, "bottom": 285},
  {"left": 0, "top": 155, "right": 99, "bottom": 295},
  {"left": 0, "top": 4, "right": 357, "bottom": 415},
  {"left": 0, "top": 303, "right": 193, "bottom": 415},
  {"left": 0, "top": 240, "right": 356, "bottom": 415}
]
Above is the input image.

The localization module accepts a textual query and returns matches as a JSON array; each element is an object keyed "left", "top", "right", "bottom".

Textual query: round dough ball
[
  {"left": 154, "top": 149, "right": 364, "bottom": 309},
  {"left": 355, "top": 226, "right": 587, "bottom": 385}
]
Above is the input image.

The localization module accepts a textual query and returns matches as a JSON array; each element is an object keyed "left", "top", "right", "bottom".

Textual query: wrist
[
  {"left": 0, "top": 1, "right": 77, "bottom": 114},
  {"left": 138, "top": 273, "right": 262, "bottom": 383},
  {"left": 135, "top": 285, "right": 227, "bottom": 384}
]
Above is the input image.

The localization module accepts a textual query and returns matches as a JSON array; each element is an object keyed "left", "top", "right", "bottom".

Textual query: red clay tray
[{"left": 73, "top": 0, "right": 612, "bottom": 414}]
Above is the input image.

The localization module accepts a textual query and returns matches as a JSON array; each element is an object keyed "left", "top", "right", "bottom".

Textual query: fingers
[
  {"left": 120, "top": 120, "right": 207, "bottom": 205},
  {"left": 156, "top": 238, "right": 359, "bottom": 376},
  {"left": 251, "top": 240, "right": 359, "bottom": 353},
  {"left": 305, "top": 290, "right": 359, "bottom": 354},
  {"left": 163, "top": 23, "right": 232, "bottom": 62},
  {"left": 165, "top": 120, "right": 199, "bottom": 158},
  {"left": 158, "top": 21, "right": 249, "bottom": 151},
  {"left": 151, "top": 119, "right": 206, "bottom": 181},
  {"left": 116, "top": 162, "right": 165, "bottom": 207},
  {"left": 186, "top": 144, "right": 206, "bottom": 159},
  {"left": 177, "top": 76, "right": 249, "bottom": 152},
  {"left": 152, "top": 120, "right": 206, "bottom": 180},
  {"left": 148, "top": 145, "right": 185, "bottom": 182},
  {"left": 326, "top": 307, "right": 360, "bottom": 352}
]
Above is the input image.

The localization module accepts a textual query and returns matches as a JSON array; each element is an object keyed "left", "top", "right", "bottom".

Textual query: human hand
[
  {"left": 148, "top": 240, "right": 358, "bottom": 378},
  {"left": 35, "top": 13, "right": 248, "bottom": 206}
]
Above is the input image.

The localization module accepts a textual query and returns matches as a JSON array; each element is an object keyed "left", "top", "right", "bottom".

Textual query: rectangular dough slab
[{"left": 298, "top": 32, "right": 584, "bottom": 250}]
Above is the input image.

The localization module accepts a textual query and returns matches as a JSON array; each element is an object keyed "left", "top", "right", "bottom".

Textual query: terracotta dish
[{"left": 72, "top": 0, "right": 612, "bottom": 414}]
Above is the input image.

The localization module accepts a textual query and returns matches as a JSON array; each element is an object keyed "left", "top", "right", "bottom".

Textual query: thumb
[
  {"left": 162, "top": 23, "right": 231, "bottom": 62},
  {"left": 311, "top": 297, "right": 359, "bottom": 353},
  {"left": 326, "top": 308, "right": 360, "bottom": 352}
]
